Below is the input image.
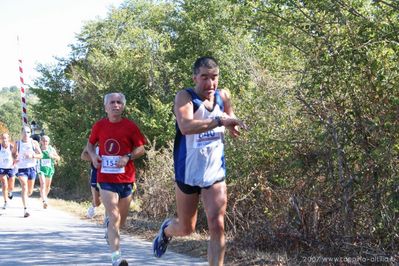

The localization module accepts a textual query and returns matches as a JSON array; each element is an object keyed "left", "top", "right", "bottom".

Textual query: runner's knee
[{"left": 207, "top": 215, "right": 225, "bottom": 234}]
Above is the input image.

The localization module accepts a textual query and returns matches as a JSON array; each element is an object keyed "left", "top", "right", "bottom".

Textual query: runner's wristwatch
[
  {"left": 125, "top": 153, "right": 132, "bottom": 160},
  {"left": 214, "top": 116, "right": 223, "bottom": 127}
]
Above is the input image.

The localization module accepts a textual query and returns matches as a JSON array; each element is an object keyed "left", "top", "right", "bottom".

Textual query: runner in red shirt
[{"left": 86, "top": 92, "right": 146, "bottom": 266}]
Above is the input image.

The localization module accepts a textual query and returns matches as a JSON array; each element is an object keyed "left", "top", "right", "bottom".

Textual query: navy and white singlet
[{"left": 173, "top": 88, "right": 226, "bottom": 187}]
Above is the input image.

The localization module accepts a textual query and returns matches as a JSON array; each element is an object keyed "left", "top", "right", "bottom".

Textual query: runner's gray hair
[
  {"left": 41, "top": 135, "right": 50, "bottom": 142},
  {"left": 104, "top": 92, "right": 126, "bottom": 106}
]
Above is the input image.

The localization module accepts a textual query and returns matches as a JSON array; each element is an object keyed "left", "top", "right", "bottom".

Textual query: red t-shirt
[{"left": 88, "top": 118, "right": 146, "bottom": 183}]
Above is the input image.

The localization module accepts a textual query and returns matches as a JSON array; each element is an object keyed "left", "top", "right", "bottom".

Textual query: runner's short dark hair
[{"left": 193, "top": 56, "right": 219, "bottom": 75}]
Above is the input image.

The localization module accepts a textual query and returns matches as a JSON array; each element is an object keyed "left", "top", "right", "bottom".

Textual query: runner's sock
[{"left": 111, "top": 250, "right": 121, "bottom": 262}]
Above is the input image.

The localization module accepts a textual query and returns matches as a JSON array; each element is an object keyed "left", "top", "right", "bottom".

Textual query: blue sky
[{"left": 0, "top": 0, "right": 124, "bottom": 88}]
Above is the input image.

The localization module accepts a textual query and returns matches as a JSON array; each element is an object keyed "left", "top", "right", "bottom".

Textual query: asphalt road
[{"left": 0, "top": 191, "right": 207, "bottom": 266}]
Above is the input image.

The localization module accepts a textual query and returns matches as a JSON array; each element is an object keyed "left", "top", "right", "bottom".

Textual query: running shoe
[
  {"left": 2, "top": 202, "right": 7, "bottom": 209},
  {"left": 153, "top": 218, "right": 172, "bottom": 258},
  {"left": 24, "top": 208, "right": 30, "bottom": 218},
  {"left": 112, "top": 257, "right": 128, "bottom": 266},
  {"left": 104, "top": 216, "right": 110, "bottom": 245},
  {"left": 8, "top": 192, "right": 13, "bottom": 200},
  {"left": 43, "top": 201, "right": 48, "bottom": 209},
  {"left": 86, "top": 206, "right": 96, "bottom": 218}
]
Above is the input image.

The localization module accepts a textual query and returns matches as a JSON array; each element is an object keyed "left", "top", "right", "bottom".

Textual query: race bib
[
  {"left": 193, "top": 129, "right": 223, "bottom": 148},
  {"left": 41, "top": 159, "right": 52, "bottom": 167},
  {"left": 101, "top": 155, "right": 125, "bottom": 174}
]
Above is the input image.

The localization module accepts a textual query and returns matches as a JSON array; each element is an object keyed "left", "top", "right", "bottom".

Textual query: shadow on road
[{"left": 0, "top": 190, "right": 207, "bottom": 265}]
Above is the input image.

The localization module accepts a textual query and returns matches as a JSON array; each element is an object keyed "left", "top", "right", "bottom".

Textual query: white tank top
[
  {"left": 16, "top": 140, "right": 37, "bottom": 168},
  {"left": 0, "top": 144, "right": 14, "bottom": 169},
  {"left": 174, "top": 89, "right": 226, "bottom": 187}
]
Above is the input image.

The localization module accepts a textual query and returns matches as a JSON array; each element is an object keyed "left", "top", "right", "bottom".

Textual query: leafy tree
[
  {"left": 242, "top": 0, "right": 399, "bottom": 255},
  {"left": 30, "top": 0, "right": 398, "bottom": 260},
  {"left": 0, "top": 87, "right": 27, "bottom": 139}
]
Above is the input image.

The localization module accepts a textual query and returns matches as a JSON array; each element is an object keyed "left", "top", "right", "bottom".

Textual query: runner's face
[
  {"left": 193, "top": 67, "right": 219, "bottom": 100},
  {"left": 21, "top": 128, "right": 31, "bottom": 140},
  {"left": 105, "top": 95, "right": 125, "bottom": 117},
  {"left": 41, "top": 139, "right": 49, "bottom": 147},
  {"left": 1, "top": 134, "right": 9, "bottom": 145}
]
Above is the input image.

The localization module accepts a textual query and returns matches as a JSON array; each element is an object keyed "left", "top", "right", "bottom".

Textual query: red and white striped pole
[{"left": 17, "top": 36, "right": 28, "bottom": 127}]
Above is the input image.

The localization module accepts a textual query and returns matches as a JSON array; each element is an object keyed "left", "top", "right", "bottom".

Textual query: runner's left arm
[
  {"left": 219, "top": 89, "right": 247, "bottom": 137},
  {"left": 117, "top": 145, "right": 145, "bottom": 167},
  {"left": 12, "top": 142, "right": 19, "bottom": 164},
  {"left": 50, "top": 146, "right": 61, "bottom": 162}
]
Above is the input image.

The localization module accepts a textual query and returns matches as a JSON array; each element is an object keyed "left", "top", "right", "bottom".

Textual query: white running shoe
[
  {"left": 86, "top": 206, "right": 96, "bottom": 218},
  {"left": 24, "top": 208, "right": 30, "bottom": 218},
  {"left": 2, "top": 202, "right": 7, "bottom": 209},
  {"left": 43, "top": 201, "right": 48, "bottom": 209}
]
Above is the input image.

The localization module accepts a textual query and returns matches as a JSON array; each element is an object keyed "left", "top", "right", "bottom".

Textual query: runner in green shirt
[{"left": 38, "top": 135, "right": 60, "bottom": 209}]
